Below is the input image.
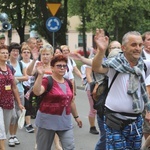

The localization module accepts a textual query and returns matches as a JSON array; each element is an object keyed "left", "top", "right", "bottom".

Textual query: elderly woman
[
  {"left": 8, "top": 42, "right": 28, "bottom": 147},
  {"left": 20, "top": 44, "right": 35, "bottom": 133},
  {"left": 26, "top": 44, "right": 53, "bottom": 76},
  {"left": 33, "top": 55, "right": 82, "bottom": 150},
  {"left": 0, "top": 45, "right": 24, "bottom": 150},
  {"left": 26, "top": 44, "right": 64, "bottom": 150}
]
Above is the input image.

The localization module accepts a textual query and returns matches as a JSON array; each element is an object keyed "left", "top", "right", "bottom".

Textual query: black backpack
[
  {"left": 92, "top": 72, "right": 119, "bottom": 120},
  {"left": 28, "top": 76, "right": 72, "bottom": 116},
  {"left": 92, "top": 63, "right": 147, "bottom": 120}
]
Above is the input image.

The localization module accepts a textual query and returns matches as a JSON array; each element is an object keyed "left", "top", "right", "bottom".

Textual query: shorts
[
  {"left": 10, "top": 92, "right": 24, "bottom": 124},
  {"left": 0, "top": 107, "right": 6, "bottom": 140},
  {"left": 143, "top": 110, "right": 150, "bottom": 133}
]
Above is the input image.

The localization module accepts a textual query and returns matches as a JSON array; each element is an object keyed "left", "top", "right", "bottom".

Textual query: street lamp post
[{"left": 0, "top": 12, "right": 12, "bottom": 45}]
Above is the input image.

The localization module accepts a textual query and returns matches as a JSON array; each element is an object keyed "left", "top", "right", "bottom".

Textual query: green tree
[
  {"left": 0, "top": 0, "right": 68, "bottom": 46},
  {"left": 0, "top": 0, "right": 36, "bottom": 43},
  {"left": 35, "top": 0, "right": 68, "bottom": 46},
  {"left": 68, "top": 0, "right": 90, "bottom": 57},
  {"left": 86, "top": 0, "right": 150, "bottom": 42},
  {"left": 68, "top": 0, "right": 150, "bottom": 43}
]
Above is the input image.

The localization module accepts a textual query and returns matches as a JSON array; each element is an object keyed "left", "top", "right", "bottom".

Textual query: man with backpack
[{"left": 92, "top": 29, "right": 150, "bottom": 150}]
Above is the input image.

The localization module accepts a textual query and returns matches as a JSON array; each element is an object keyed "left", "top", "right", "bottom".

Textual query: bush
[
  {"left": 76, "top": 49, "right": 90, "bottom": 57},
  {"left": 75, "top": 60, "right": 83, "bottom": 70}
]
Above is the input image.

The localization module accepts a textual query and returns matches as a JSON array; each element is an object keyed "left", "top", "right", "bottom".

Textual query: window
[
  {"left": 78, "top": 34, "right": 86, "bottom": 47},
  {"left": 24, "top": 34, "right": 30, "bottom": 41},
  {"left": 66, "top": 35, "right": 68, "bottom": 45}
]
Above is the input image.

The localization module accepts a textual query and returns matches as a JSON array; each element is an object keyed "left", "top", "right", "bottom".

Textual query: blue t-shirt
[{"left": 12, "top": 61, "right": 26, "bottom": 93}]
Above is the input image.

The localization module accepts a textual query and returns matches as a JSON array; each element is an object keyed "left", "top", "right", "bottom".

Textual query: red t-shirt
[{"left": 0, "top": 66, "right": 15, "bottom": 109}]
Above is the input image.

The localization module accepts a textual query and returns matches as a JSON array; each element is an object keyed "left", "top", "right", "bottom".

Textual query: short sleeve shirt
[{"left": 0, "top": 66, "right": 15, "bottom": 109}]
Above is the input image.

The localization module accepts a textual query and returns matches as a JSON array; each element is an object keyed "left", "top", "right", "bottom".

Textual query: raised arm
[
  {"left": 92, "top": 29, "right": 109, "bottom": 74},
  {"left": 32, "top": 62, "right": 45, "bottom": 96},
  {"left": 26, "top": 51, "right": 39, "bottom": 76},
  {"left": 69, "top": 53, "right": 92, "bottom": 66}
]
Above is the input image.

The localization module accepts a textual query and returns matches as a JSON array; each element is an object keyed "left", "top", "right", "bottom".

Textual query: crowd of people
[{"left": 0, "top": 29, "right": 150, "bottom": 150}]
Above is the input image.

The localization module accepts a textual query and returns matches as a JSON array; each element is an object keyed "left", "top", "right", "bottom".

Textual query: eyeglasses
[
  {"left": 62, "top": 49, "right": 69, "bottom": 52},
  {"left": 11, "top": 49, "right": 19, "bottom": 53},
  {"left": 56, "top": 64, "right": 67, "bottom": 69},
  {"left": 0, "top": 52, "right": 9, "bottom": 55},
  {"left": 23, "top": 51, "right": 30, "bottom": 54}
]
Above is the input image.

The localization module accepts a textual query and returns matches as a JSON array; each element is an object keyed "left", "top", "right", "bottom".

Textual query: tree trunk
[{"left": 16, "top": 27, "right": 25, "bottom": 44}]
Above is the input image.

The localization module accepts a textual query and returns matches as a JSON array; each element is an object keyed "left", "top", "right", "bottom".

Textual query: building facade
[{"left": 3, "top": 16, "right": 93, "bottom": 52}]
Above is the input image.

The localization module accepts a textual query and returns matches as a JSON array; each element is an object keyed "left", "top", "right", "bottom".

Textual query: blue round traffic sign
[{"left": 46, "top": 17, "right": 61, "bottom": 32}]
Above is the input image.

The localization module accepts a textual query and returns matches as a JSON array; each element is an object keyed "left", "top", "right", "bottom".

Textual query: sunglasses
[{"left": 56, "top": 64, "right": 67, "bottom": 69}]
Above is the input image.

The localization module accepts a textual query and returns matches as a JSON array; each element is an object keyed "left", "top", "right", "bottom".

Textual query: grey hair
[
  {"left": 40, "top": 44, "right": 54, "bottom": 55},
  {"left": 122, "top": 31, "right": 141, "bottom": 45}
]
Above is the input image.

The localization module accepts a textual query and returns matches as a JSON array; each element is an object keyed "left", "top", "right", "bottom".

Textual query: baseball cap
[{"left": 0, "top": 34, "right": 5, "bottom": 39}]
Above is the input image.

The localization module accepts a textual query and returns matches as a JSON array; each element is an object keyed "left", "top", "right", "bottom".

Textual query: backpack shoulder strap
[
  {"left": 46, "top": 76, "right": 53, "bottom": 92},
  {"left": 92, "top": 71, "right": 96, "bottom": 81},
  {"left": 141, "top": 50, "right": 146, "bottom": 60},
  {"left": 64, "top": 78, "right": 73, "bottom": 90},
  {"left": 45, "top": 76, "right": 72, "bottom": 92},
  {"left": 7, "top": 64, "right": 14, "bottom": 73},
  {"left": 144, "top": 63, "right": 147, "bottom": 73},
  {"left": 70, "top": 58, "right": 73, "bottom": 66},
  {"left": 7, "top": 60, "right": 23, "bottom": 74},
  {"left": 18, "top": 61, "right": 23, "bottom": 74},
  {"left": 108, "top": 71, "right": 119, "bottom": 92}
]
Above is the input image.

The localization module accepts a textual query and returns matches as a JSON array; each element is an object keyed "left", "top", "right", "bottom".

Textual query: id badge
[{"left": 5, "top": 85, "right": 11, "bottom": 90}]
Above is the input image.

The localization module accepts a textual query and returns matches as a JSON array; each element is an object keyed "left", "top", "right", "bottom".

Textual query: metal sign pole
[
  {"left": 46, "top": 17, "right": 61, "bottom": 47},
  {"left": 52, "top": 32, "right": 55, "bottom": 47}
]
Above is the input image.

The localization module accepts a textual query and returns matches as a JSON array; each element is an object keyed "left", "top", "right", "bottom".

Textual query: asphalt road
[
  {"left": 5, "top": 79, "right": 99, "bottom": 150},
  {"left": 5, "top": 75, "right": 146, "bottom": 150}
]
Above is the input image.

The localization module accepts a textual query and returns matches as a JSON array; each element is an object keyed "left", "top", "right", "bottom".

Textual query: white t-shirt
[
  {"left": 21, "top": 59, "right": 33, "bottom": 87},
  {"left": 143, "top": 49, "right": 150, "bottom": 60},
  {"left": 64, "top": 69, "right": 74, "bottom": 80},
  {"left": 105, "top": 60, "right": 150, "bottom": 114},
  {"left": 67, "top": 58, "right": 76, "bottom": 73},
  {"left": 143, "top": 49, "right": 150, "bottom": 86}
]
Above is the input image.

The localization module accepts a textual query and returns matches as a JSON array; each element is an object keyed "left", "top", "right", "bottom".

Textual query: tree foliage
[
  {"left": 34, "top": 0, "right": 68, "bottom": 46},
  {"left": 0, "top": 0, "right": 149, "bottom": 45},
  {"left": 0, "top": 0, "right": 36, "bottom": 43},
  {"left": 0, "top": 0, "right": 68, "bottom": 46},
  {"left": 68, "top": 0, "right": 91, "bottom": 57},
  {"left": 68, "top": 0, "right": 150, "bottom": 42}
]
